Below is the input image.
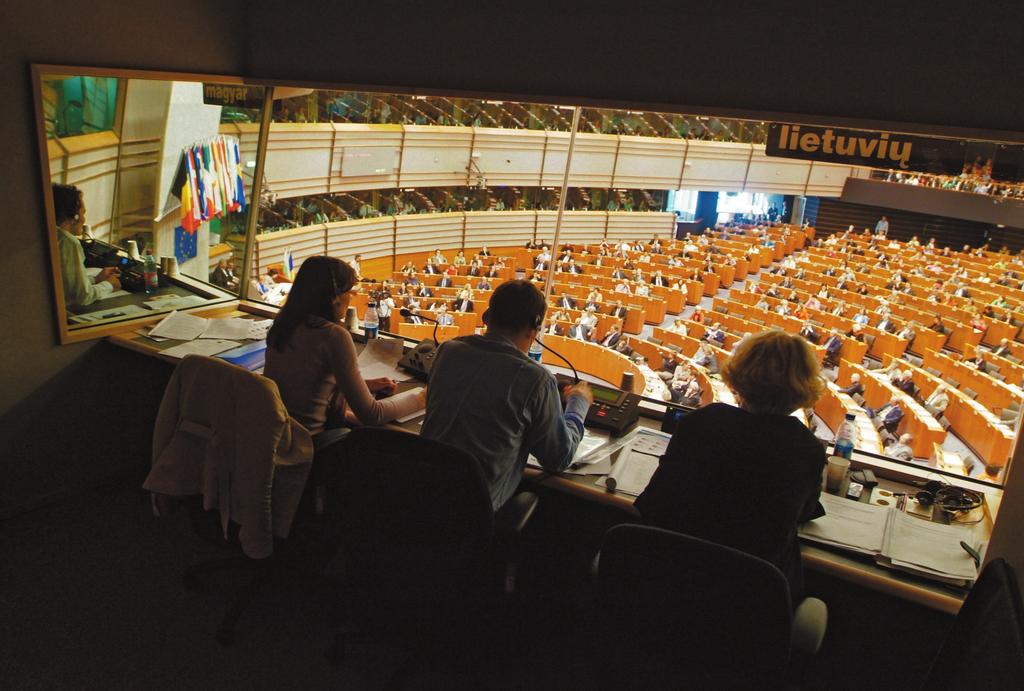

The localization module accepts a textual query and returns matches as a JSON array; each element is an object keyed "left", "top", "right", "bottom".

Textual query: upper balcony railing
[{"left": 261, "top": 90, "right": 769, "bottom": 144}]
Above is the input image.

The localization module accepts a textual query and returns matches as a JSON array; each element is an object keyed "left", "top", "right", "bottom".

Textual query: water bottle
[
  {"left": 528, "top": 337, "right": 543, "bottom": 364},
  {"left": 143, "top": 249, "right": 158, "bottom": 294},
  {"left": 834, "top": 412, "right": 857, "bottom": 459},
  {"left": 363, "top": 301, "right": 379, "bottom": 339}
]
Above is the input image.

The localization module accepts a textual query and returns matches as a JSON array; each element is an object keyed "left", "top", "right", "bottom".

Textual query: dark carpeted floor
[{"left": 1, "top": 475, "right": 954, "bottom": 690}]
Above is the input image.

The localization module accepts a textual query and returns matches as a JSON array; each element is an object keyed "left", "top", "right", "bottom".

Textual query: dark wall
[
  {"left": 0, "top": 0, "right": 246, "bottom": 514},
  {"left": 246, "top": 1, "right": 1024, "bottom": 135},
  {"left": 811, "top": 197, "right": 994, "bottom": 250}
]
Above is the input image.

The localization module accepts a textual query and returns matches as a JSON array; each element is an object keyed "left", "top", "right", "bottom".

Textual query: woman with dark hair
[
  {"left": 264, "top": 256, "right": 424, "bottom": 448},
  {"left": 52, "top": 183, "right": 121, "bottom": 308}
]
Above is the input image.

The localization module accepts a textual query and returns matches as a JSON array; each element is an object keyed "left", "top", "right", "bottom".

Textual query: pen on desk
[
  {"left": 102, "top": 311, "right": 125, "bottom": 319},
  {"left": 960, "top": 541, "right": 981, "bottom": 568}
]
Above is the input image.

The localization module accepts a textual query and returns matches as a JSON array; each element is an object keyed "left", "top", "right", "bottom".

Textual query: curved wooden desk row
[
  {"left": 396, "top": 322, "right": 461, "bottom": 342},
  {"left": 814, "top": 383, "right": 885, "bottom": 455},
  {"left": 389, "top": 271, "right": 510, "bottom": 288},
  {"left": 837, "top": 360, "right": 946, "bottom": 460},
  {"left": 624, "top": 337, "right": 716, "bottom": 407},
  {"left": 544, "top": 308, "right": 623, "bottom": 342},
  {"left": 560, "top": 245, "right": 740, "bottom": 286},
  {"left": 521, "top": 244, "right": 728, "bottom": 297},
  {"left": 894, "top": 355, "right": 1014, "bottom": 468},
  {"left": 548, "top": 284, "right": 647, "bottom": 334},
  {"left": 760, "top": 266, "right": 964, "bottom": 359},
  {"left": 963, "top": 343, "right": 1024, "bottom": 386},
  {"left": 549, "top": 271, "right": 686, "bottom": 316},
  {"left": 802, "top": 246, "right": 1022, "bottom": 348},
  {"left": 650, "top": 327, "right": 732, "bottom": 366},
  {"left": 921, "top": 349, "right": 1023, "bottom": 415},
  {"left": 538, "top": 335, "right": 645, "bottom": 395},
  {"left": 713, "top": 294, "right": 846, "bottom": 363},
  {"left": 736, "top": 282, "right": 910, "bottom": 362},
  {"left": 550, "top": 276, "right": 669, "bottom": 325}
]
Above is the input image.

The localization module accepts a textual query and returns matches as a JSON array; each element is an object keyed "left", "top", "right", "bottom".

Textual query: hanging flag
[
  {"left": 283, "top": 248, "right": 294, "bottom": 280},
  {"left": 176, "top": 135, "right": 246, "bottom": 231}
]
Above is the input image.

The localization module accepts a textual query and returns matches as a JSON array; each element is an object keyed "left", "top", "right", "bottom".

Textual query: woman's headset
[{"left": 913, "top": 479, "right": 983, "bottom": 516}]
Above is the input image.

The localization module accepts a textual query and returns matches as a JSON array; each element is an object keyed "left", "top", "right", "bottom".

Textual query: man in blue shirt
[{"left": 421, "top": 280, "right": 593, "bottom": 510}]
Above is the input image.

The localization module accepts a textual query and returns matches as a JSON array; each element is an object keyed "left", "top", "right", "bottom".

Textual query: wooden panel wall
[{"left": 257, "top": 123, "right": 867, "bottom": 199}]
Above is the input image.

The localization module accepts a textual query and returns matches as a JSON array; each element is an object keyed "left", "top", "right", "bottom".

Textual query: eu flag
[{"left": 175, "top": 225, "right": 197, "bottom": 264}]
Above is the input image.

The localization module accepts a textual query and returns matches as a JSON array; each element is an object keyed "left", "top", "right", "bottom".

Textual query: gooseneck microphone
[
  {"left": 399, "top": 307, "right": 439, "bottom": 347},
  {"left": 535, "top": 337, "right": 580, "bottom": 383}
]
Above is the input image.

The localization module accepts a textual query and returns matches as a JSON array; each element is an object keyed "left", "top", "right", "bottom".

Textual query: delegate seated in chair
[
  {"left": 637, "top": 331, "right": 826, "bottom": 604},
  {"left": 866, "top": 398, "right": 905, "bottom": 435}
]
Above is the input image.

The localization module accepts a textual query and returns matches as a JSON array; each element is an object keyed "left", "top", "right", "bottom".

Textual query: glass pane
[{"left": 38, "top": 70, "right": 265, "bottom": 331}]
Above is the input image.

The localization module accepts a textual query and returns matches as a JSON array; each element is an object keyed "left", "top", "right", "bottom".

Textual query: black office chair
[
  {"left": 326, "top": 428, "right": 538, "bottom": 673},
  {"left": 595, "top": 524, "right": 826, "bottom": 690},
  {"left": 920, "top": 558, "right": 1024, "bottom": 689}
]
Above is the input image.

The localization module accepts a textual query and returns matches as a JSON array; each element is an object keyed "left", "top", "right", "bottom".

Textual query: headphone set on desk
[{"left": 911, "top": 480, "right": 983, "bottom": 516}]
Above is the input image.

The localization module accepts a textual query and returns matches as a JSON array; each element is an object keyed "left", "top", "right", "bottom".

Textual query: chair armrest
[
  {"left": 791, "top": 597, "right": 828, "bottom": 656},
  {"left": 494, "top": 491, "right": 539, "bottom": 540}
]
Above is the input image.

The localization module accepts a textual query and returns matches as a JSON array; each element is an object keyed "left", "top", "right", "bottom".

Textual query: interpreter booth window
[
  {"left": 33, "top": 66, "right": 268, "bottom": 342},
  {"left": 241, "top": 76, "right": 1022, "bottom": 488},
  {"left": 246, "top": 86, "right": 591, "bottom": 347}
]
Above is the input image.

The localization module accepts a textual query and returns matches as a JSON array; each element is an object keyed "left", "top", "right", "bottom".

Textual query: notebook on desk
[
  {"left": 799, "top": 493, "right": 980, "bottom": 586},
  {"left": 216, "top": 341, "right": 267, "bottom": 371}
]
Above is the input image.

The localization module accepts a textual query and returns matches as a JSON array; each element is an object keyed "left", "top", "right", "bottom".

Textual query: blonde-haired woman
[{"left": 637, "top": 329, "right": 826, "bottom": 603}]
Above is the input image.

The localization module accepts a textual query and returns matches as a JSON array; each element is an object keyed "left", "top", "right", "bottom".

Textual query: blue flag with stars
[{"left": 174, "top": 225, "right": 197, "bottom": 264}]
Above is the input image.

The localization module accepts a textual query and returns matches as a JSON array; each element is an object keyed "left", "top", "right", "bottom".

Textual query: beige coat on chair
[{"left": 144, "top": 355, "right": 314, "bottom": 559}]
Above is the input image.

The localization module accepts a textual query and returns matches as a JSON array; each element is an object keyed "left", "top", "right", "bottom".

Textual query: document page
[
  {"left": 596, "top": 449, "right": 660, "bottom": 496},
  {"left": 881, "top": 511, "right": 978, "bottom": 581},
  {"left": 798, "top": 493, "right": 889, "bottom": 555},
  {"left": 160, "top": 339, "right": 241, "bottom": 359},
  {"left": 148, "top": 310, "right": 209, "bottom": 340},
  {"left": 200, "top": 317, "right": 253, "bottom": 340},
  {"left": 394, "top": 387, "right": 426, "bottom": 423},
  {"left": 357, "top": 337, "right": 409, "bottom": 381},
  {"left": 527, "top": 427, "right": 611, "bottom": 469}
]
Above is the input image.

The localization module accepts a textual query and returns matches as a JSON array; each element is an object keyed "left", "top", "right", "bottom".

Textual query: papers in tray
[{"left": 800, "top": 493, "right": 980, "bottom": 585}]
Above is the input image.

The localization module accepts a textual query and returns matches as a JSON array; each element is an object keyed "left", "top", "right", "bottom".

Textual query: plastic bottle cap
[{"left": 844, "top": 413, "right": 856, "bottom": 420}]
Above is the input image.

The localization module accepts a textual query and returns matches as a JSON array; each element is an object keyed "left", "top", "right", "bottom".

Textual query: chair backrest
[
  {"left": 963, "top": 387, "right": 979, "bottom": 400},
  {"left": 922, "top": 558, "right": 1024, "bottom": 689},
  {"left": 597, "top": 524, "right": 792, "bottom": 689},
  {"left": 332, "top": 427, "right": 494, "bottom": 629}
]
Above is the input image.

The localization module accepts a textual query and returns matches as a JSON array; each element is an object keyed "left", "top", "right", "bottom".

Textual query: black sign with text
[
  {"left": 202, "top": 84, "right": 265, "bottom": 109},
  {"left": 766, "top": 123, "right": 1024, "bottom": 182}
]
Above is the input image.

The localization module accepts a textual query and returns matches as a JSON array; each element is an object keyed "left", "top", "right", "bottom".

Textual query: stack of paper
[
  {"left": 527, "top": 427, "right": 612, "bottom": 474},
  {"left": 878, "top": 511, "right": 979, "bottom": 585},
  {"left": 798, "top": 493, "right": 889, "bottom": 555},
  {"left": 357, "top": 337, "right": 409, "bottom": 381},
  {"left": 594, "top": 428, "right": 672, "bottom": 496},
  {"left": 147, "top": 311, "right": 266, "bottom": 360},
  {"left": 800, "top": 494, "right": 980, "bottom": 585}
]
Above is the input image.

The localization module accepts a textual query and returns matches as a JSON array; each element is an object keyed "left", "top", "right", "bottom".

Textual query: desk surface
[{"left": 110, "top": 314, "right": 989, "bottom": 615}]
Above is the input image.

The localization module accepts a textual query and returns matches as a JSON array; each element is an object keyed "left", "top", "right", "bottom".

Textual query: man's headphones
[
  {"left": 913, "top": 480, "right": 983, "bottom": 515},
  {"left": 481, "top": 308, "right": 543, "bottom": 331}
]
